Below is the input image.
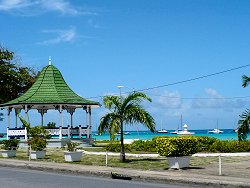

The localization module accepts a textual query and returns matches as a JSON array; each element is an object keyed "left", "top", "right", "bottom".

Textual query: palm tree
[
  {"left": 238, "top": 109, "right": 250, "bottom": 141},
  {"left": 98, "top": 91, "right": 156, "bottom": 162},
  {"left": 238, "top": 75, "right": 250, "bottom": 141}
]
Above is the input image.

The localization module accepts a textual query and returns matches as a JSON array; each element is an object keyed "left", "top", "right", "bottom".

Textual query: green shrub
[
  {"left": 155, "top": 136, "right": 199, "bottom": 157},
  {"left": 208, "top": 140, "right": 250, "bottom": 153},
  {"left": 196, "top": 136, "right": 218, "bottom": 152},
  {"left": 45, "top": 122, "right": 56, "bottom": 129},
  {"left": 131, "top": 140, "right": 156, "bottom": 152},
  {"left": 94, "top": 140, "right": 111, "bottom": 144},
  {"left": 29, "top": 137, "right": 47, "bottom": 151},
  {"left": 105, "top": 143, "right": 132, "bottom": 152},
  {"left": 1, "top": 139, "right": 19, "bottom": 150},
  {"left": 65, "top": 141, "right": 81, "bottom": 152}
]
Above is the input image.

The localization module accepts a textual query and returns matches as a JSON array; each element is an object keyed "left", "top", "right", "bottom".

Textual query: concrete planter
[
  {"left": 64, "top": 151, "right": 82, "bottom": 162},
  {"left": 30, "top": 150, "right": 46, "bottom": 159},
  {"left": 1, "top": 150, "right": 17, "bottom": 158},
  {"left": 167, "top": 156, "right": 191, "bottom": 169}
]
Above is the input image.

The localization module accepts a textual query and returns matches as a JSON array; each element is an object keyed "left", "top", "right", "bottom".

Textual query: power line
[
  {"left": 144, "top": 92, "right": 250, "bottom": 100},
  {"left": 137, "top": 64, "right": 250, "bottom": 92},
  {"left": 86, "top": 64, "right": 250, "bottom": 100}
]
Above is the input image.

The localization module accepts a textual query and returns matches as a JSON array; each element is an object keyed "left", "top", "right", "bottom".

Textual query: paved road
[{"left": 0, "top": 167, "right": 200, "bottom": 188}]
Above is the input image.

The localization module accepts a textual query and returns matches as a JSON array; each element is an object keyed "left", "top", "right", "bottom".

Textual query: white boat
[
  {"left": 171, "top": 115, "right": 182, "bottom": 134},
  {"left": 115, "top": 131, "right": 130, "bottom": 135},
  {"left": 208, "top": 120, "right": 223, "bottom": 134},
  {"left": 208, "top": 128, "right": 223, "bottom": 134},
  {"left": 157, "top": 120, "right": 168, "bottom": 133},
  {"left": 157, "top": 129, "right": 168, "bottom": 133},
  {"left": 171, "top": 130, "right": 180, "bottom": 134},
  {"left": 177, "top": 124, "right": 195, "bottom": 136}
]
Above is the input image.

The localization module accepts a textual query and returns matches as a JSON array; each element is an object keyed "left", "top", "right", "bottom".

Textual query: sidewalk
[{"left": 0, "top": 155, "right": 249, "bottom": 188}]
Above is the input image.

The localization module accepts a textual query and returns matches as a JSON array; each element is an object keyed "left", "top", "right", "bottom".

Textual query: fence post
[
  {"left": 106, "top": 151, "right": 108, "bottom": 167},
  {"left": 219, "top": 155, "right": 222, "bottom": 176},
  {"left": 29, "top": 144, "right": 31, "bottom": 161}
]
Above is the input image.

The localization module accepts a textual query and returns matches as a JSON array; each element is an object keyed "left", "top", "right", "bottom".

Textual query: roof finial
[{"left": 49, "top": 56, "right": 52, "bottom": 65}]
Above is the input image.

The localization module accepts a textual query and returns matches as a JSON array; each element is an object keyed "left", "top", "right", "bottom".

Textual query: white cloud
[
  {"left": 37, "top": 27, "right": 76, "bottom": 45},
  {"left": 0, "top": 0, "right": 97, "bottom": 16},
  {"left": 192, "top": 88, "right": 249, "bottom": 109},
  {"left": 0, "top": 0, "right": 34, "bottom": 10},
  {"left": 87, "top": 19, "right": 100, "bottom": 29},
  {"left": 153, "top": 90, "right": 182, "bottom": 109},
  {"left": 40, "top": 0, "right": 79, "bottom": 15}
]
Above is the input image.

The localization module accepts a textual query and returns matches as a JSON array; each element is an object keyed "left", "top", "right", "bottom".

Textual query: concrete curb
[{"left": 0, "top": 158, "right": 249, "bottom": 187}]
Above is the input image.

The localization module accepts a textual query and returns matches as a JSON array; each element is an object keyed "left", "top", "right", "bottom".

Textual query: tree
[
  {"left": 98, "top": 92, "right": 156, "bottom": 162},
  {"left": 238, "top": 75, "right": 250, "bottom": 141},
  {"left": 0, "top": 46, "right": 38, "bottom": 104},
  {"left": 238, "top": 112, "right": 250, "bottom": 141}
]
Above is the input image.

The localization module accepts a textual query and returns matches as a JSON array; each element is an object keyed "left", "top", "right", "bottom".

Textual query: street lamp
[{"left": 117, "top": 86, "right": 124, "bottom": 97}]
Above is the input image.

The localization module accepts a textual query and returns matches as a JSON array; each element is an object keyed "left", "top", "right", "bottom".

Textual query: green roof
[{"left": 0, "top": 65, "right": 100, "bottom": 107}]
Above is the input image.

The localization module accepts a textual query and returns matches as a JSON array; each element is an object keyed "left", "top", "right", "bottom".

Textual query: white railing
[
  {"left": 7, "top": 127, "right": 27, "bottom": 140},
  {"left": 6, "top": 126, "right": 91, "bottom": 140}
]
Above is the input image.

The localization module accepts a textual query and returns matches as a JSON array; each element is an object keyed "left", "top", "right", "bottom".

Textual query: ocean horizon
[
  {"left": 92, "top": 129, "right": 246, "bottom": 141},
  {"left": 0, "top": 129, "right": 248, "bottom": 141}
]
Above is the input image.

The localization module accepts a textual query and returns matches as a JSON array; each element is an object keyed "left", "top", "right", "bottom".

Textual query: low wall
[{"left": 19, "top": 138, "right": 94, "bottom": 148}]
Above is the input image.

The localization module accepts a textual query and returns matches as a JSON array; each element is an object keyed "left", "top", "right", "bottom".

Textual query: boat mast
[{"left": 180, "top": 114, "right": 182, "bottom": 130}]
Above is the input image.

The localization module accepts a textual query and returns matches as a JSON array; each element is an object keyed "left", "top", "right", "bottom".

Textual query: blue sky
[{"left": 1, "top": 0, "right": 250, "bottom": 132}]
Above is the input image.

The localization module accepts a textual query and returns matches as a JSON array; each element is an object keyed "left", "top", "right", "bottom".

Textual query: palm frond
[
  {"left": 122, "top": 92, "right": 152, "bottom": 111},
  {"left": 103, "top": 95, "right": 120, "bottom": 110},
  {"left": 124, "top": 104, "right": 156, "bottom": 132},
  {"left": 242, "top": 75, "right": 250, "bottom": 88},
  {"left": 98, "top": 112, "right": 121, "bottom": 137},
  {"left": 98, "top": 113, "right": 114, "bottom": 133},
  {"left": 238, "top": 109, "right": 250, "bottom": 141}
]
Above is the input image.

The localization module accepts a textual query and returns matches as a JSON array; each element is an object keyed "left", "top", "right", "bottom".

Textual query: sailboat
[
  {"left": 177, "top": 124, "right": 195, "bottom": 135},
  {"left": 208, "top": 119, "right": 223, "bottom": 134},
  {"left": 171, "top": 115, "right": 182, "bottom": 134},
  {"left": 157, "top": 120, "right": 168, "bottom": 133}
]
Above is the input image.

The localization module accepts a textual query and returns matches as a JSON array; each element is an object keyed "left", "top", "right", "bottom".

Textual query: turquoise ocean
[
  {"left": 0, "top": 129, "right": 247, "bottom": 141},
  {"left": 92, "top": 129, "right": 244, "bottom": 141}
]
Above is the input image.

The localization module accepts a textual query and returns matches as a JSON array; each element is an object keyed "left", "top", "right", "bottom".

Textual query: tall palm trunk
[{"left": 120, "top": 122, "right": 125, "bottom": 162}]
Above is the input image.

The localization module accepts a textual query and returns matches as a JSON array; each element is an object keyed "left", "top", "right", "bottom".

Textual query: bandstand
[{"left": 0, "top": 60, "right": 100, "bottom": 147}]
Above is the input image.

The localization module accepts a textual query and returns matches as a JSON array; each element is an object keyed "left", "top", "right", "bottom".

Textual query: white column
[
  {"left": 7, "top": 107, "right": 11, "bottom": 129},
  {"left": 59, "top": 126, "right": 62, "bottom": 139},
  {"left": 79, "top": 125, "right": 82, "bottom": 139},
  {"left": 86, "top": 106, "right": 89, "bottom": 138},
  {"left": 59, "top": 105, "right": 63, "bottom": 128},
  {"left": 6, "top": 127, "right": 9, "bottom": 140},
  {"left": 38, "top": 109, "right": 47, "bottom": 126},
  {"left": 88, "top": 106, "right": 92, "bottom": 139},
  {"left": 15, "top": 108, "right": 20, "bottom": 128},
  {"left": 24, "top": 105, "right": 30, "bottom": 125},
  {"left": 67, "top": 125, "right": 70, "bottom": 138},
  {"left": 24, "top": 127, "right": 28, "bottom": 141},
  {"left": 66, "top": 108, "right": 75, "bottom": 128},
  {"left": 86, "top": 107, "right": 88, "bottom": 127},
  {"left": 59, "top": 105, "right": 63, "bottom": 139}
]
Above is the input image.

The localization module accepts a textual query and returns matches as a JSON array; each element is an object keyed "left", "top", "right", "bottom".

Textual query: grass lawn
[{"left": 3, "top": 148, "right": 249, "bottom": 171}]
